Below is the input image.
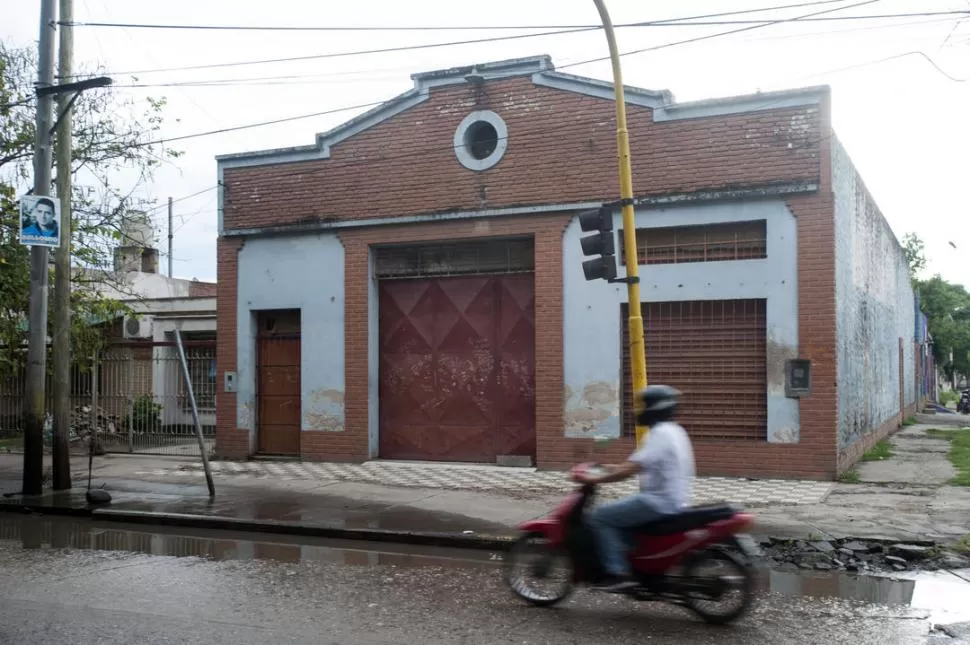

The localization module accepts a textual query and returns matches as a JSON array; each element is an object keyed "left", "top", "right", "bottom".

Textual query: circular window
[{"left": 454, "top": 110, "right": 508, "bottom": 171}]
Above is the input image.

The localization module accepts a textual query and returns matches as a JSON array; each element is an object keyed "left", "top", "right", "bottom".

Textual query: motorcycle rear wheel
[
  {"left": 503, "top": 532, "right": 574, "bottom": 607},
  {"left": 680, "top": 548, "right": 754, "bottom": 625}
]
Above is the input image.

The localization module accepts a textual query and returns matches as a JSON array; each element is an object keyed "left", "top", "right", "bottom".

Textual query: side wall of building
[{"left": 832, "top": 138, "right": 916, "bottom": 470}]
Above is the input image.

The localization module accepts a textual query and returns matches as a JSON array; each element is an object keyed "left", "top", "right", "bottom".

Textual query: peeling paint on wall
[
  {"left": 304, "top": 388, "right": 345, "bottom": 432},
  {"left": 564, "top": 382, "right": 620, "bottom": 437}
]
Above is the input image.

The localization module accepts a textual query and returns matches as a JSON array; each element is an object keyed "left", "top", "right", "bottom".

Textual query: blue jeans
[{"left": 587, "top": 496, "right": 664, "bottom": 577}]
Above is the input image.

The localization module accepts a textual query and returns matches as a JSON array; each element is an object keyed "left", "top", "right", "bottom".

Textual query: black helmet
[{"left": 636, "top": 384, "right": 681, "bottom": 426}]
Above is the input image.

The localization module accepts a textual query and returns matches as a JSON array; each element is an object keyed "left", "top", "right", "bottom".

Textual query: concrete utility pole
[
  {"left": 167, "top": 196, "right": 173, "bottom": 277},
  {"left": 22, "top": 0, "right": 58, "bottom": 497},
  {"left": 51, "top": 0, "right": 74, "bottom": 491}
]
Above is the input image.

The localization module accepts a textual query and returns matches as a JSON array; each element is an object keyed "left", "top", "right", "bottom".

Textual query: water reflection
[
  {"left": 4, "top": 513, "right": 970, "bottom": 626},
  {"left": 1, "top": 514, "right": 495, "bottom": 570}
]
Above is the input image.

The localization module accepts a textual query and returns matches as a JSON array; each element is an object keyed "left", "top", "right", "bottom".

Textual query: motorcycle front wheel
[
  {"left": 680, "top": 548, "right": 755, "bottom": 625},
  {"left": 503, "top": 532, "right": 574, "bottom": 607}
]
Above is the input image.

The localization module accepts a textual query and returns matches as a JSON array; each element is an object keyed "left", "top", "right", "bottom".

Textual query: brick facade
[
  {"left": 215, "top": 237, "right": 247, "bottom": 459},
  {"left": 221, "top": 77, "right": 821, "bottom": 233},
  {"left": 214, "top": 60, "right": 905, "bottom": 480}
]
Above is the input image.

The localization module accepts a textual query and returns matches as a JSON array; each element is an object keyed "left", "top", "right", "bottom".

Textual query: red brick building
[{"left": 214, "top": 55, "right": 920, "bottom": 480}]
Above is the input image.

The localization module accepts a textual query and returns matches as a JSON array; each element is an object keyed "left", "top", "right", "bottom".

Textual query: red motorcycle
[{"left": 503, "top": 463, "right": 760, "bottom": 625}]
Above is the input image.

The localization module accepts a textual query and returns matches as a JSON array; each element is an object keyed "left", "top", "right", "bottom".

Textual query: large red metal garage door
[
  {"left": 378, "top": 272, "right": 536, "bottom": 463},
  {"left": 621, "top": 299, "right": 767, "bottom": 441}
]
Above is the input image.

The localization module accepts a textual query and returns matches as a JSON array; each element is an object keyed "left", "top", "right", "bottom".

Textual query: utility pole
[
  {"left": 51, "top": 0, "right": 74, "bottom": 491},
  {"left": 167, "top": 196, "right": 173, "bottom": 277},
  {"left": 22, "top": 0, "right": 58, "bottom": 496}
]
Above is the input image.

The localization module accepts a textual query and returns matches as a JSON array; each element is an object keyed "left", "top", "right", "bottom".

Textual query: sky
[{"left": 2, "top": 0, "right": 968, "bottom": 287}]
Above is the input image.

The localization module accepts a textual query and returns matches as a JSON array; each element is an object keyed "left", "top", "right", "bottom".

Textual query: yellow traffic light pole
[{"left": 592, "top": 0, "right": 649, "bottom": 444}]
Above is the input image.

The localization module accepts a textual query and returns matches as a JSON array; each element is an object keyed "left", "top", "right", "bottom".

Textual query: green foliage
[
  {"left": 905, "top": 233, "right": 970, "bottom": 383},
  {"left": 902, "top": 232, "right": 927, "bottom": 282},
  {"left": 861, "top": 439, "right": 894, "bottom": 462},
  {"left": 926, "top": 428, "right": 970, "bottom": 487},
  {"left": 941, "top": 390, "right": 960, "bottom": 406},
  {"left": 837, "top": 469, "right": 861, "bottom": 484},
  {"left": 0, "top": 40, "right": 182, "bottom": 374},
  {"left": 127, "top": 393, "right": 162, "bottom": 433}
]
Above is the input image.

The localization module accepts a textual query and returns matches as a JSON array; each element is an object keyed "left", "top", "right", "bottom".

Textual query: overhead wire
[
  {"left": 76, "top": 1, "right": 956, "bottom": 77},
  {"left": 558, "top": 0, "right": 886, "bottom": 70},
  {"left": 117, "top": 0, "right": 896, "bottom": 148},
  {"left": 105, "top": 14, "right": 965, "bottom": 90},
  {"left": 61, "top": 8, "right": 970, "bottom": 32}
]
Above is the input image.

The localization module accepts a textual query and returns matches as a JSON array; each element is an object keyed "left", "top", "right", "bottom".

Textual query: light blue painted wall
[
  {"left": 832, "top": 139, "right": 916, "bottom": 450},
  {"left": 563, "top": 200, "right": 800, "bottom": 442},
  {"left": 236, "top": 234, "right": 346, "bottom": 445}
]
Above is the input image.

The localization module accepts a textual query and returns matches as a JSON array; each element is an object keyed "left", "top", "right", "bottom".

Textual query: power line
[
  {"left": 103, "top": 16, "right": 963, "bottom": 91},
  {"left": 76, "top": 1, "right": 889, "bottom": 77},
  {"left": 143, "top": 100, "right": 387, "bottom": 147},
  {"left": 559, "top": 0, "right": 887, "bottom": 70},
  {"left": 61, "top": 9, "right": 970, "bottom": 32},
  {"left": 117, "top": 1, "right": 966, "bottom": 153},
  {"left": 784, "top": 49, "right": 970, "bottom": 83}
]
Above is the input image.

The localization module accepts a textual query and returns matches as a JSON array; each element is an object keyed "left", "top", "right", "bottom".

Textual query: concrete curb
[
  {"left": 0, "top": 501, "right": 942, "bottom": 551},
  {"left": 0, "top": 501, "right": 517, "bottom": 551}
]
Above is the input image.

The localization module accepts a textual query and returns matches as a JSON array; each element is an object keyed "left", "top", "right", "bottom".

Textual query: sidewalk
[{"left": 1, "top": 424, "right": 968, "bottom": 550}]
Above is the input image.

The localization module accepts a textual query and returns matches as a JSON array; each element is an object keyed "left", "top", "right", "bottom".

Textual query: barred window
[{"left": 621, "top": 221, "right": 767, "bottom": 265}]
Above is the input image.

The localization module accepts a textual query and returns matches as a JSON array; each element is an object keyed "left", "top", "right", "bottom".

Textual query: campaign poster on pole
[{"left": 19, "top": 194, "right": 61, "bottom": 248}]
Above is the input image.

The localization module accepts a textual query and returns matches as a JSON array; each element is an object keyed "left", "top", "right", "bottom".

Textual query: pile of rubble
[
  {"left": 67, "top": 405, "right": 124, "bottom": 441},
  {"left": 760, "top": 537, "right": 970, "bottom": 573}
]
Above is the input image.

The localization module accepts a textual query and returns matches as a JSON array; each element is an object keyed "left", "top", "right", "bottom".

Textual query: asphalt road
[{"left": 0, "top": 526, "right": 948, "bottom": 645}]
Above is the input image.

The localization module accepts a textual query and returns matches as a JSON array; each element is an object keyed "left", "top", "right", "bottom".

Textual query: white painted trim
[
  {"left": 411, "top": 55, "right": 554, "bottom": 89},
  {"left": 453, "top": 110, "right": 509, "bottom": 171},
  {"left": 532, "top": 70, "right": 671, "bottom": 108},
  {"left": 224, "top": 201, "right": 603, "bottom": 238},
  {"left": 653, "top": 86, "right": 827, "bottom": 122},
  {"left": 220, "top": 183, "right": 816, "bottom": 238}
]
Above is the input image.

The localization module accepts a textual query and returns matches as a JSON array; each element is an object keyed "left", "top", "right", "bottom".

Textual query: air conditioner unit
[{"left": 123, "top": 315, "right": 153, "bottom": 340}]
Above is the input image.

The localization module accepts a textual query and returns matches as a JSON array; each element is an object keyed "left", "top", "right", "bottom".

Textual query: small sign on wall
[{"left": 786, "top": 359, "right": 812, "bottom": 398}]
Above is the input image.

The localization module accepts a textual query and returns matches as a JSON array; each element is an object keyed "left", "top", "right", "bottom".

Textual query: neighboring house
[
  {"left": 214, "top": 55, "right": 925, "bottom": 480},
  {"left": 0, "top": 213, "right": 217, "bottom": 448},
  {"left": 84, "top": 215, "right": 218, "bottom": 436}
]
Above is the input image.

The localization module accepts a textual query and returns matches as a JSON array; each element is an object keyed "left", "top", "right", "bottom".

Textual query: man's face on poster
[{"left": 34, "top": 202, "right": 55, "bottom": 228}]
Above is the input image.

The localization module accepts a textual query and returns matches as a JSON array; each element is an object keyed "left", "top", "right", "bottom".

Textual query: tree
[
  {"left": 902, "top": 232, "right": 927, "bottom": 282},
  {"left": 917, "top": 274, "right": 970, "bottom": 383},
  {"left": 1, "top": 40, "right": 181, "bottom": 374}
]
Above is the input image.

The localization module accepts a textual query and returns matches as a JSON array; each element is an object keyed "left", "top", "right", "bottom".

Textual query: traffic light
[{"left": 578, "top": 206, "right": 617, "bottom": 282}]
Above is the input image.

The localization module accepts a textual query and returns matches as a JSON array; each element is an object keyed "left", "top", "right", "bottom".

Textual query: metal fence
[{"left": 0, "top": 340, "right": 216, "bottom": 457}]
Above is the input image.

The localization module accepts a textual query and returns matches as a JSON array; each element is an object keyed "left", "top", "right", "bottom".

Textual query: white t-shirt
[{"left": 628, "top": 421, "right": 695, "bottom": 515}]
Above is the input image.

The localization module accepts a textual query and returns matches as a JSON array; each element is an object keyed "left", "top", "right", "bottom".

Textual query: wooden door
[{"left": 256, "top": 310, "right": 301, "bottom": 455}]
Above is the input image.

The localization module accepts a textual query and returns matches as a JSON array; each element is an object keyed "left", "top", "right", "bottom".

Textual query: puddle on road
[
  {"left": 0, "top": 514, "right": 499, "bottom": 570},
  {"left": 2, "top": 513, "right": 969, "bottom": 626},
  {"left": 765, "top": 568, "right": 970, "bottom": 626}
]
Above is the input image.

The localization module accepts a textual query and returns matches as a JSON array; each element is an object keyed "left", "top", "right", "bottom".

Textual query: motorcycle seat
[{"left": 632, "top": 503, "right": 738, "bottom": 536}]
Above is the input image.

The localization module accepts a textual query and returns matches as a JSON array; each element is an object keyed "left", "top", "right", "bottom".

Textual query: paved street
[{"left": 0, "top": 515, "right": 967, "bottom": 644}]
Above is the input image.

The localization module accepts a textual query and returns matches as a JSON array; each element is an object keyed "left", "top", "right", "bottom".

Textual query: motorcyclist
[{"left": 575, "top": 384, "right": 696, "bottom": 592}]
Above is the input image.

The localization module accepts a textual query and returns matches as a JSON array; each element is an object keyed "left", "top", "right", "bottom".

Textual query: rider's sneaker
[{"left": 593, "top": 575, "right": 638, "bottom": 593}]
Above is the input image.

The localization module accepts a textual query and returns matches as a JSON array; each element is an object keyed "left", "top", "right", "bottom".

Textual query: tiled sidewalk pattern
[{"left": 137, "top": 460, "right": 834, "bottom": 506}]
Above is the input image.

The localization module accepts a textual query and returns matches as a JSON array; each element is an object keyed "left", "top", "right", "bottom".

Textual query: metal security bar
[
  {"left": 0, "top": 340, "right": 216, "bottom": 457},
  {"left": 621, "top": 299, "right": 768, "bottom": 441},
  {"left": 374, "top": 237, "right": 535, "bottom": 279},
  {"left": 620, "top": 221, "right": 768, "bottom": 265}
]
